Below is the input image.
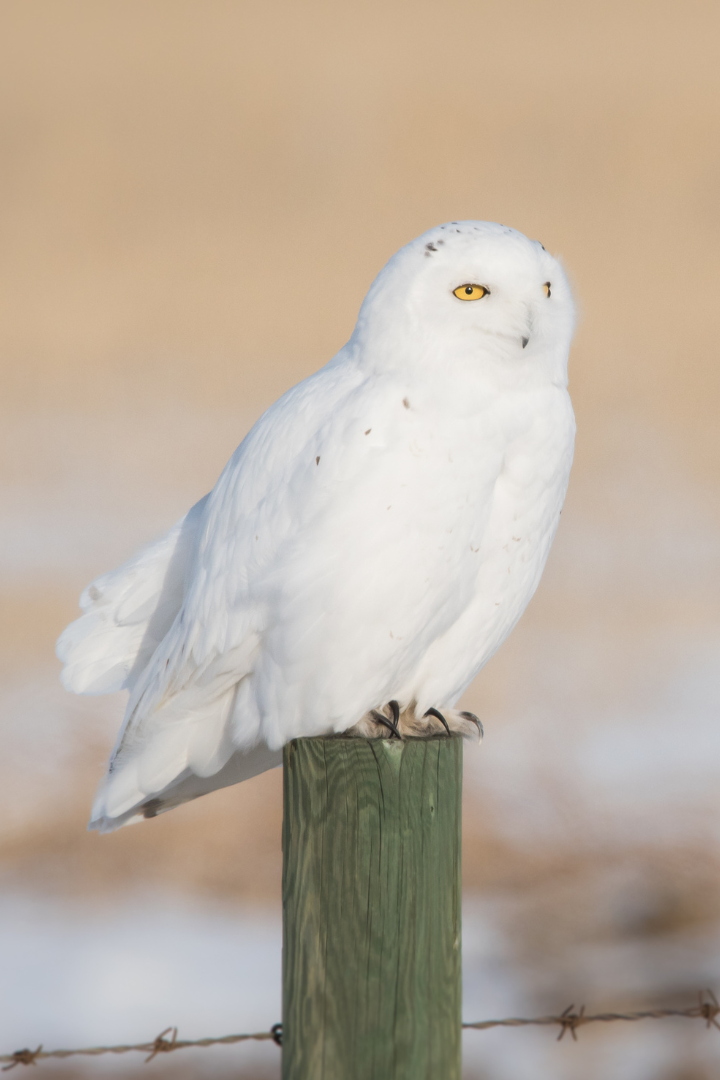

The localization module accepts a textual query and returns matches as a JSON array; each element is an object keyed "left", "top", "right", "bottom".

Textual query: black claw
[
  {"left": 460, "top": 711, "right": 484, "bottom": 738},
  {"left": 388, "top": 700, "right": 400, "bottom": 724},
  {"left": 371, "top": 708, "right": 401, "bottom": 739},
  {"left": 424, "top": 707, "right": 451, "bottom": 735}
]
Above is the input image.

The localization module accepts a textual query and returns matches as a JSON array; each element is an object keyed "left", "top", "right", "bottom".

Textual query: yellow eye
[
  {"left": 543, "top": 281, "right": 552, "bottom": 298},
  {"left": 453, "top": 283, "right": 489, "bottom": 301}
]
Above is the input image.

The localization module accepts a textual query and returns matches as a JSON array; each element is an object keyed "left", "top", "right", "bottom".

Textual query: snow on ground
[{"left": 2, "top": 892, "right": 720, "bottom": 1079}]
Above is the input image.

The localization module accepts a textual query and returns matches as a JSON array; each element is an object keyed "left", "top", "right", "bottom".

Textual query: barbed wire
[
  {"left": 2, "top": 992, "right": 718, "bottom": 1070},
  {"left": 463, "top": 991, "right": 720, "bottom": 1041}
]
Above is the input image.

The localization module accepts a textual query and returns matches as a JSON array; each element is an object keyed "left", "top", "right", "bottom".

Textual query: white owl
[{"left": 57, "top": 221, "right": 576, "bottom": 832}]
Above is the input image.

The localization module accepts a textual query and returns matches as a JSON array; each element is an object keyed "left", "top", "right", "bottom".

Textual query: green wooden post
[{"left": 281, "top": 735, "right": 463, "bottom": 1080}]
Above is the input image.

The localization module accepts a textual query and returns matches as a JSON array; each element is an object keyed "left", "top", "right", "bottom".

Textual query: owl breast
[{"left": 402, "top": 383, "right": 575, "bottom": 711}]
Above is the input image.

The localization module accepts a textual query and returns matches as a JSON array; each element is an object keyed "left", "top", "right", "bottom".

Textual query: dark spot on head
[
  {"left": 364, "top": 428, "right": 371, "bottom": 435},
  {"left": 143, "top": 799, "right": 163, "bottom": 819},
  {"left": 316, "top": 456, "right": 320, "bottom": 465},
  {"left": 456, "top": 229, "right": 461, "bottom": 233},
  {"left": 402, "top": 397, "right": 410, "bottom": 409},
  {"left": 436, "top": 239, "right": 444, "bottom": 245},
  {"left": 425, "top": 242, "right": 437, "bottom": 252},
  {"left": 424, "top": 251, "right": 431, "bottom": 257}
]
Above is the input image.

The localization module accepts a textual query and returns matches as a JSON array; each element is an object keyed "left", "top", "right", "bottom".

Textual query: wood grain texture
[{"left": 282, "top": 735, "right": 462, "bottom": 1080}]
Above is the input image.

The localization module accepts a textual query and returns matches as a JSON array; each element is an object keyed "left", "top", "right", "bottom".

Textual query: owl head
[{"left": 354, "top": 221, "right": 576, "bottom": 387}]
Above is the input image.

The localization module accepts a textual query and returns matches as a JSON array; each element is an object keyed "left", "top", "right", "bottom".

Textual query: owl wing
[
  {"left": 89, "top": 355, "right": 370, "bottom": 828},
  {"left": 56, "top": 494, "right": 209, "bottom": 696}
]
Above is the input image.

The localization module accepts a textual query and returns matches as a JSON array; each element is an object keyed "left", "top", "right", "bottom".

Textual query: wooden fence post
[{"left": 281, "top": 735, "right": 462, "bottom": 1080}]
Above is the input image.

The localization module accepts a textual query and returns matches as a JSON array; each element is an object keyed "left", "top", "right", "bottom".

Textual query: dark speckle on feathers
[
  {"left": 364, "top": 428, "right": 371, "bottom": 435},
  {"left": 402, "top": 397, "right": 410, "bottom": 409},
  {"left": 316, "top": 456, "right": 320, "bottom": 465},
  {"left": 425, "top": 242, "right": 437, "bottom": 252},
  {"left": 143, "top": 799, "right": 163, "bottom": 819}
]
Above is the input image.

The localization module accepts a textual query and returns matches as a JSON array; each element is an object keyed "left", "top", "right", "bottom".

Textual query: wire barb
[
  {"left": 2, "top": 1047, "right": 42, "bottom": 1072},
  {"left": 698, "top": 989, "right": 720, "bottom": 1030},
  {"left": 556, "top": 1004, "right": 585, "bottom": 1041},
  {"left": 144, "top": 1028, "right": 178, "bottom": 1064}
]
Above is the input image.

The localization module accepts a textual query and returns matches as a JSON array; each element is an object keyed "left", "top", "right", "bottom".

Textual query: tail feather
[
  {"left": 58, "top": 492, "right": 284, "bottom": 833},
  {"left": 89, "top": 742, "right": 283, "bottom": 833}
]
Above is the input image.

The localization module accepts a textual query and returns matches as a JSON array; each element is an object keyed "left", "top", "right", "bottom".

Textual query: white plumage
[{"left": 57, "top": 221, "right": 576, "bottom": 831}]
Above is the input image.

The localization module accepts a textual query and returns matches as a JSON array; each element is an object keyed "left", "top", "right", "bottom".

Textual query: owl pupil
[{"left": 465, "top": 286, "right": 473, "bottom": 295}]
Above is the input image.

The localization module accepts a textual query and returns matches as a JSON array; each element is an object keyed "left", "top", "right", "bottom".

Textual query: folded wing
[
  {"left": 59, "top": 361, "right": 364, "bottom": 831},
  {"left": 57, "top": 495, "right": 209, "bottom": 696}
]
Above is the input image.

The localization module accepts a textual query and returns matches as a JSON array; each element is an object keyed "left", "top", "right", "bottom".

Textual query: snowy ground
[{"left": 3, "top": 892, "right": 720, "bottom": 1079}]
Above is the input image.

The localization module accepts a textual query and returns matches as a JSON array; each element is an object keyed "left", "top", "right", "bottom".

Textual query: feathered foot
[{"left": 350, "top": 701, "right": 482, "bottom": 741}]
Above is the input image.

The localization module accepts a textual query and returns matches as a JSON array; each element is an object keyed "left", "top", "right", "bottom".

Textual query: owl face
[{"left": 357, "top": 221, "right": 576, "bottom": 382}]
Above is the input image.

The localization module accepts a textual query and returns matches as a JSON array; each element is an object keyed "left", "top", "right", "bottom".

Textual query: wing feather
[{"left": 56, "top": 495, "right": 208, "bottom": 694}]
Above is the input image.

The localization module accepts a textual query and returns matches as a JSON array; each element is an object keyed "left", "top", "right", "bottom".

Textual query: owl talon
[
  {"left": 424, "top": 707, "right": 451, "bottom": 735},
  {"left": 460, "top": 710, "right": 484, "bottom": 738},
  {"left": 352, "top": 703, "right": 481, "bottom": 741},
  {"left": 371, "top": 708, "right": 401, "bottom": 739}
]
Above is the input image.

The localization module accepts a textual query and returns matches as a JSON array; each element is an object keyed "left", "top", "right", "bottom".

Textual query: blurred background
[{"left": 1, "top": 2, "right": 719, "bottom": 1077}]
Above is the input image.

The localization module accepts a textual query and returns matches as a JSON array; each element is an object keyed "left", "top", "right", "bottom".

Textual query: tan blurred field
[{"left": 1, "top": 3, "right": 719, "bottom": 1078}]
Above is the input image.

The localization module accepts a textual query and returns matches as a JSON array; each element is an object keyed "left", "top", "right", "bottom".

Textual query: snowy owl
[{"left": 57, "top": 221, "right": 576, "bottom": 832}]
